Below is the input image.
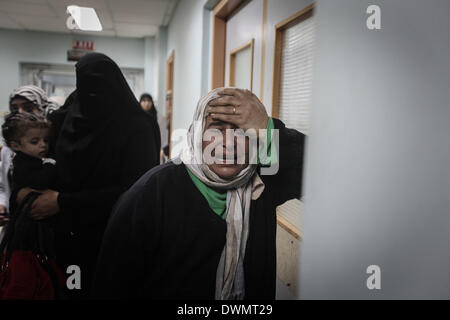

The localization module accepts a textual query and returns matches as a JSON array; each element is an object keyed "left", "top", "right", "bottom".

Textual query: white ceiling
[{"left": 0, "top": 0, "right": 178, "bottom": 38}]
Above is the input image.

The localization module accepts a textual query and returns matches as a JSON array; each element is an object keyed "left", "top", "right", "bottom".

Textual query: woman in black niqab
[
  {"left": 57, "top": 53, "right": 160, "bottom": 188},
  {"left": 41, "top": 53, "right": 161, "bottom": 299}
]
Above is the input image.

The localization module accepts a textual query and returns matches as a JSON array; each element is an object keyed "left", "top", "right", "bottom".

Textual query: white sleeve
[
  {"left": 0, "top": 147, "right": 12, "bottom": 210},
  {"left": 0, "top": 170, "right": 8, "bottom": 208}
]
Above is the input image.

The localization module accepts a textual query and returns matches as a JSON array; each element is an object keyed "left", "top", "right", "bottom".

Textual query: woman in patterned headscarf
[
  {"left": 0, "top": 85, "right": 60, "bottom": 225},
  {"left": 9, "top": 85, "right": 59, "bottom": 116}
]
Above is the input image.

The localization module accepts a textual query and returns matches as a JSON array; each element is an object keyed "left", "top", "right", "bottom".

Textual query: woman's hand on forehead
[{"left": 206, "top": 88, "right": 269, "bottom": 132}]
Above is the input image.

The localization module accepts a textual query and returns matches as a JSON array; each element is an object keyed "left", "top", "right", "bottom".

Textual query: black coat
[
  {"left": 8, "top": 151, "right": 57, "bottom": 215},
  {"left": 93, "top": 118, "right": 304, "bottom": 299},
  {"left": 10, "top": 151, "right": 56, "bottom": 193},
  {"left": 51, "top": 53, "right": 161, "bottom": 299}
]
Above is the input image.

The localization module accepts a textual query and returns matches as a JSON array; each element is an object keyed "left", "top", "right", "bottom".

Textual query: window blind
[{"left": 278, "top": 14, "right": 315, "bottom": 135}]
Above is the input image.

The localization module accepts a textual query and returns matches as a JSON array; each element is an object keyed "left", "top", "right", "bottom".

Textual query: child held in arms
[{"left": 2, "top": 112, "right": 56, "bottom": 215}]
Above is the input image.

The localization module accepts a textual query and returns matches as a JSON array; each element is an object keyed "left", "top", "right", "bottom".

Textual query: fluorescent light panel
[{"left": 67, "top": 5, "right": 102, "bottom": 31}]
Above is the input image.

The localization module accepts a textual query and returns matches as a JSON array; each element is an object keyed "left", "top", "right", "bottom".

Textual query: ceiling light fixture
[{"left": 66, "top": 5, "right": 102, "bottom": 32}]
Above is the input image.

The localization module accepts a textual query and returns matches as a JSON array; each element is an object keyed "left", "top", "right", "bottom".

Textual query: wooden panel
[
  {"left": 213, "top": 0, "right": 247, "bottom": 20},
  {"left": 276, "top": 199, "right": 302, "bottom": 239},
  {"left": 166, "top": 50, "right": 174, "bottom": 91},
  {"left": 211, "top": 15, "right": 226, "bottom": 89},
  {"left": 275, "top": 3, "right": 315, "bottom": 30},
  {"left": 260, "top": 0, "right": 267, "bottom": 103},
  {"left": 271, "top": 26, "right": 283, "bottom": 119},
  {"left": 229, "top": 47, "right": 235, "bottom": 86},
  {"left": 276, "top": 224, "right": 299, "bottom": 297},
  {"left": 166, "top": 51, "right": 174, "bottom": 157},
  {"left": 276, "top": 199, "right": 302, "bottom": 297}
]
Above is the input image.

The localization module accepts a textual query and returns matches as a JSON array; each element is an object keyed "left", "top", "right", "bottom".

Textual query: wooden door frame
[
  {"left": 211, "top": 0, "right": 247, "bottom": 89},
  {"left": 166, "top": 50, "right": 174, "bottom": 157}
]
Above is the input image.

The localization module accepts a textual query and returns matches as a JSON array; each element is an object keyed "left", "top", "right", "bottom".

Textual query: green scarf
[{"left": 187, "top": 167, "right": 227, "bottom": 218}]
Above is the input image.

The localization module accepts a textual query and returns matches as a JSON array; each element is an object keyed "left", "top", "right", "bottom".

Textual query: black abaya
[
  {"left": 53, "top": 53, "right": 161, "bottom": 299},
  {"left": 92, "top": 118, "right": 304, "bottom": 299}
]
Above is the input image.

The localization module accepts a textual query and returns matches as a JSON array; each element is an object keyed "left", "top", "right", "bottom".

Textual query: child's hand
[{"left": 30, "top": 190, "right": 60, "bottom": 220}]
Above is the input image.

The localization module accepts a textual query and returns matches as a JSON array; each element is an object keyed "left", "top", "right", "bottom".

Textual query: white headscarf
[
  {"left": 180, "top": 88, "right": 264, "bottom": 300},
  {"left": 9, "top": 85, "right": 60, "bottom": 116}
]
